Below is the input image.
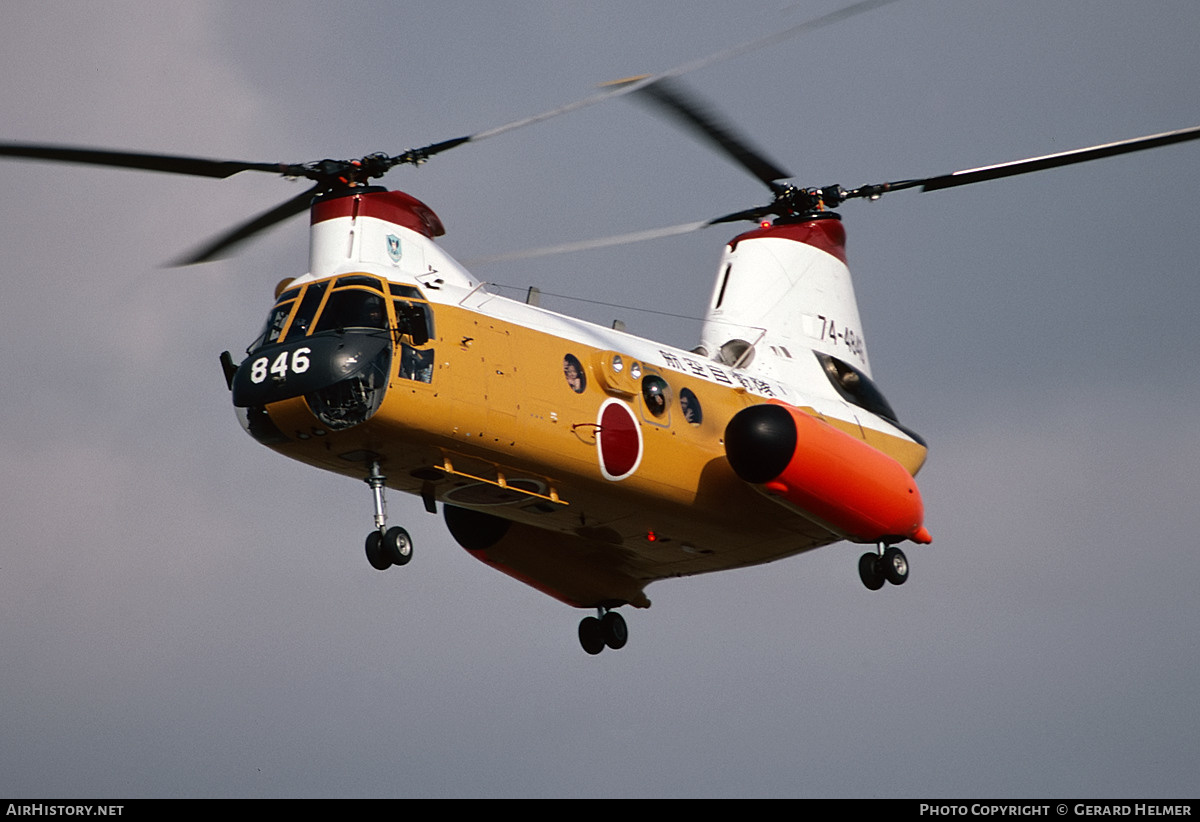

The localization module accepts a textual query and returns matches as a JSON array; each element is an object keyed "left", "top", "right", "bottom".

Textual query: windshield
[{"left": 312, "top": 289, "right": 388, "bottom": 333}]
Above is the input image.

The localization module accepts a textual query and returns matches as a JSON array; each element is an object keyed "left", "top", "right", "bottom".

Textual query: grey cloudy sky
[{"left": 1, "top": 0, "right": 1197, "bottom": 798}]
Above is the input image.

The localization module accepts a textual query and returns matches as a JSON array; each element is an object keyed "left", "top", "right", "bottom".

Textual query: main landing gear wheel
[
  {"left": 364, "top": 526, "right": 414, "bottom": 570},
  {"left": 858, "top": 552, "right": 885, "bottom": 590},
  {"left": 578, "top": 609, "right": 629, "bottom": 654},
  {"left": 859, "top": 546, "right": 909, "bottom": 590},
  {"left": 600, "top": 611, "right": 628, "bottom": 650},
  {"left": 882, "top": 546, "right": 908, "bottom": 586},
  {"left": 579, "top": 617, "right": 605, "bottom": 655}
]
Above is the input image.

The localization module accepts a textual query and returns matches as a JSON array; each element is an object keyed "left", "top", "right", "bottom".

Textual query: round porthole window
[{"left": 641, "top": 375, "right": 669, "bottom": 417}]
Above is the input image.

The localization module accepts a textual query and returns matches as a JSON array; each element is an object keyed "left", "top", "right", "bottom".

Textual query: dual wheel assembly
[
  {"left": 858, "top": 545, "right": 908, "bottom": 590},
  {"left": 366, "top": 526, "right": 413, "bottom": 571},
  {"left": 578, "top": 609, "right": 628, "bottom": 655},
  {"left": 362, "top": 462, "right": 414, "bottom": 571}
]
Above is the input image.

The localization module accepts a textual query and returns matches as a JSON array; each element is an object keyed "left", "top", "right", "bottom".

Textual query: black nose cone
[{"left": 724, "top": 404, "right": 797, "bottom": 484}]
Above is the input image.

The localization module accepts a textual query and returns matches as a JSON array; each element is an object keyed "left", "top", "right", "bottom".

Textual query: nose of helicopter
[{"left": 228, "top": 331, "right": 392, "bottom": 432}]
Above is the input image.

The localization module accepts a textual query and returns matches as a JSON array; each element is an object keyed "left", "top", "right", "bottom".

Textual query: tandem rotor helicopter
[{"left": 3, "top": 4, "right": 1198, "bottom": 655}]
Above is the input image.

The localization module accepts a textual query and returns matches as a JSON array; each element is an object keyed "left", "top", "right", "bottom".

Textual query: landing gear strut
[
  {"left": 578, "top": 608, "right": 628, "bottom": 655},
  {"left": 363, "top": 460, "right": 414, "bottom": 571},
  {"left": 858, "top": 544, "right": 908, "bottom": 590}
]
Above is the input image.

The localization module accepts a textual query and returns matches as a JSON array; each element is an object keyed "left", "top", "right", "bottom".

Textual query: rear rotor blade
[
  {"left": 633, "top": 77, "right": 790, "bottom": 188},
  {"left": 917, "top": 124, "right": 1200, "bottom": 192},
  {"left": 838, "top": 125, "right": 1200, "bottom": 203}
]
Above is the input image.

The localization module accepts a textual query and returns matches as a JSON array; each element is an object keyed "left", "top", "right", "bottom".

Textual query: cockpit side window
[
  {"left": 394, "top": 297, "right": 435, "bottom": 383},
  {"left": 389, "top": 283, "right": 425, "bottom": 300},
  {"left": 814, "top": 351, "right": 898, "bottom": 422},
  {"left": 250, "top": 299, "right": 295, "bottom": 352},
  {"left": 394, "top": 299, "right": 434, "bottom": 345}
]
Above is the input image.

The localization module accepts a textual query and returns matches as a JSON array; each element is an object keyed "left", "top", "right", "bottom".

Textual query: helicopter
[{"left": 3, "top": 14, "right": 1198, "bottom": 658}]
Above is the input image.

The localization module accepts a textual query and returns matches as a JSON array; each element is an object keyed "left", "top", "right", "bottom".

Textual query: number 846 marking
[{"left": 249, "top": 348, "right": 312, "bottom": 384}]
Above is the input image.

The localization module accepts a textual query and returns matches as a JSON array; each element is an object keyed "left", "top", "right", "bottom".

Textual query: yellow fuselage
[{"left": 250, "top": 278, "right": 926, "bottom": 608}]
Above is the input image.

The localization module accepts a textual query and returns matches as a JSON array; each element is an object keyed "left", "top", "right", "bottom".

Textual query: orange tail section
[{"left": 725, "top": 401, "right": 931, "bottom": 545}]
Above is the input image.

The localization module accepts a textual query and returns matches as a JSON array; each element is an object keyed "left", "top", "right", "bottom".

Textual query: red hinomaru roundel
[{"left": 596, "top": 398, "right": 643, "bottom": 481}]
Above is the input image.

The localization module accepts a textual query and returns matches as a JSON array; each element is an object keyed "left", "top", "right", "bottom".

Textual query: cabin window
[
  {"left": 399, "top": 344, "right": 434, "bottom": 383},
  {"left": 714, "top": 264, "right": 732, "bottom": 309},
  {"left": 563, "top": 354, "right": 586, "bottom": 393},
  {"left": 641, "top": 375, "right": 669, "bottom": 417},
  {"left": 679, "top": 387, "right": 702, "bottom": 424}
]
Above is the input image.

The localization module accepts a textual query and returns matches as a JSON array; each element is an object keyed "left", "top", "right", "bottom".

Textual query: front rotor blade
[
  {"left": 468, "top": 0, "right": 899, "bottom": 145},
  {"left": 916, "top": 125, "right": 1200, "bottom": 192},
  {"left": 633, "top": 77, "right": 791, "bottom": 188},
  {"left": 170, "top": 185, "right": 321, "bottom": 266},
  {"left": 0, "top": 142, "right": 295, "bottom": 179},
  {"left": 707, "top": 204, "right": 776, "bottom": 225}
]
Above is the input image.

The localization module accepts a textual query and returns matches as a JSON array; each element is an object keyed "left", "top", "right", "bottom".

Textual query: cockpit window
[
  {"left": 394, "top": 300, "right": 434, "bottom": 345},
  {"left": 814, "top": 351, "right": 898, "bottom": 422},
  {"left": 288, "top": 281, "right": 327, "bottom": 339},
  {"left": 312, "top": 289, "right": 388, "bottom": 333},
  {"left": 250, "top": 299, "right": 295, "bottom": 351},
  {"left": 335, "top": 275, "right": 385, "bottom": 290},
  {"left": 389, "top": 283, "right": 425, "bottom": 300},
  {"left": 394, "top": 291, "right": 435, "bottom": 383}
]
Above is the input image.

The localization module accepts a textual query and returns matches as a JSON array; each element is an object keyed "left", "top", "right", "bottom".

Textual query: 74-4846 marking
[{"left": 818, "top": 314, "right": 865, "bottom": 361}]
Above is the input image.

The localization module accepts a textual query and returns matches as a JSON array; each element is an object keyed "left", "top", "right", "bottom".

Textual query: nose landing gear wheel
[
  {"left": 366, "top": 531, "right": 392, "bottom": 571},
  {"left": 361, "top": 461, "right": 415, "bottom": 571},
  {"left": 383, "top": 526, "right": 413, "bottom": 566}
]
